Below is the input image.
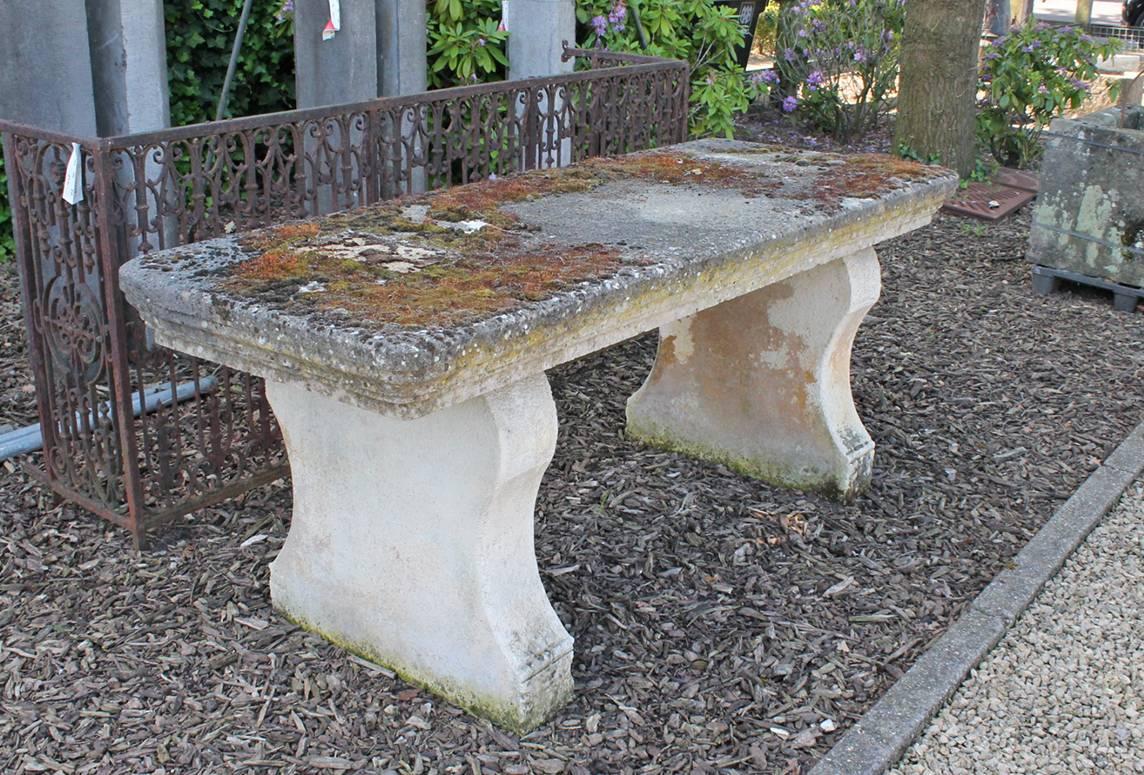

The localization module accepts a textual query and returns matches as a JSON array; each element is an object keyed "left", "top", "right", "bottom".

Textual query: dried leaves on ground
[{"left": 0, "top": 158, "right": 1141, "bottom": 773}]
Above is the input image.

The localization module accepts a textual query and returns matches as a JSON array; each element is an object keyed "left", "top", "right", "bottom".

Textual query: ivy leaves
[
  {"left": 164, "top": 0, "right": 296, "bottom": 126},
  {"left": 0, "top": 154, "right": 11, "bottom": 263},
  {"left": 574, "top": 0, "right": 764, "bottom": 137}
]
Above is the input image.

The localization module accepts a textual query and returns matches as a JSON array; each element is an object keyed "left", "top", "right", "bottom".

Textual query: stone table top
[{"left": 119, "top": 139, "right": 957, "bottom": 418}]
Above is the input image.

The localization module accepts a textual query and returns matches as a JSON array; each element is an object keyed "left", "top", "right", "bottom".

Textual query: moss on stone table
[{"left": 219, "top": 147, "right": 944, "bottom": 331}]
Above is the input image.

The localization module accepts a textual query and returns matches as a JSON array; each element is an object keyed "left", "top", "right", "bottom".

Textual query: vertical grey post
[
  {"left": 294, "top": 0, "right": 381, "bottom": 213},
  {"left": 987, "top": 0, "right": 1011, "bottom": 35},
  {"left": 377, "top": 0, "right": 428, "bottom": 97},
  {"left": 505, "top": 0, "right": 576, "bottom": 80},
  {"left": 85, "top": 0, "right": 171, "bottom": 297},
  {"left": 294, "top": 0, "right": 381, "bottom": 109},
  {"left": 504, "top": 0, "right": 576, "bottom": 168},
  {"left": 0, "top": 0, "right": 98, "bottom": 135},
  {"left": 377, "top": 0, "right": 428, "bottom": 193},
  {"left": 0, "top": 0, "right": 171, "bottom": 342},
  {"left": 86, "top": 0, "right": 171, "bottom": 136}
]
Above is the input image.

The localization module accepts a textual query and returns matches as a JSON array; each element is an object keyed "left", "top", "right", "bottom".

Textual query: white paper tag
[
  {"left": 62, "top": 143, "right": 84, "bottom": 205},
  {"left": 322, "top": 0, "right": 341, "bottom": 40}
]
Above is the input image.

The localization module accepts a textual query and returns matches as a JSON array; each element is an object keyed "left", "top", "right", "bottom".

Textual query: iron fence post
[{"left": 91, "top": 138, "right": 148, "bottom": 547}]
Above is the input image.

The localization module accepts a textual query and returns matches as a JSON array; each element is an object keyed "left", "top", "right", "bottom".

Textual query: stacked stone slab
[{"left": 1028, "top": 108, "right": 1144, "bottom": 303}]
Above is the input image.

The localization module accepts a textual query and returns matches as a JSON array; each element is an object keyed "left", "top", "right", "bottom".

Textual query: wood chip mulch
[{"left": 1, "top": 199, "right": 1142, "bottom": 774}]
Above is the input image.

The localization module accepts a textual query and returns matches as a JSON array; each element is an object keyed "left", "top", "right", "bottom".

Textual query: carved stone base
[
  {"left": 265, "top": 374, "right": 573, "bottom": 732},
  {"left": 627, "top": 249, "right": 881, "bottom": 500}
]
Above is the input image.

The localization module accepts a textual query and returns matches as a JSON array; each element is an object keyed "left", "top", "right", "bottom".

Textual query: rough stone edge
[{"left": 808, "top": 418, "right": 1144, "bottom": 775}]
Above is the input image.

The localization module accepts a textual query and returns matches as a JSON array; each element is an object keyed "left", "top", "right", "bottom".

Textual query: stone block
[{"left": 1028, "top": 108, "right": 1144, "bottom": 287}]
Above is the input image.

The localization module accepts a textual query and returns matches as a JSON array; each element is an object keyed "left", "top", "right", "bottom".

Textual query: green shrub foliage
[
  {"left": 428, "top": 0, "right": 510, "bottom": 87},
  {"left": 165, "top": 0, "right": 296, "bottom": 126},
  {"left": 424, "top": 0, "right": 767, "bottom": 137},
  {"left": 577, "top": 0, "right": 768, "bottom": 137},
  {"left": 0, "top": 154, "right": 11, "bottom": 264},
  {"left": 978, "top": 22, "right": 1119, "bottom": 167}
]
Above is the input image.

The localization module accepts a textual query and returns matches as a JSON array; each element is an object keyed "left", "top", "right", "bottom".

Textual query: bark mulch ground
[{"left": 0, "top": 126, "right": 1141, "bottom": 774}]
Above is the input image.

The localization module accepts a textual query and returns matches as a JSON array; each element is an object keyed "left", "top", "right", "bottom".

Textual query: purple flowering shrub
[
  {"left": 577, "top": 0, "right": 770, "bottom": 137},
  {"left": 978, "top": 22, "right": 1120, "bottom": 167},
  {"left": 774, "top": 0, "right": 904, "bottom": 140}
]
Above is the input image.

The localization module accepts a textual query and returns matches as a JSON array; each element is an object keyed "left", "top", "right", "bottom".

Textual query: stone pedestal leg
[
  {"left": 265, "top": 374, "right": 572, "bottom": 732},
  {"left": 627, "top": 249, "right": 881, "bottom": 500}
]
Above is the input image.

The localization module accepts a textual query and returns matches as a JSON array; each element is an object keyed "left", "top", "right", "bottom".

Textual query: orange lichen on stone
[
  {"left": 336, "top": 244, "right": 623, "bottom": 327},
  {"left": 224, "top": 240, "right": 623, "bottom": 328},
  {"left": 228, "top": 148, "right": 934, "bottom": 328},
  {"left": 232, "top": 249, "right": 310, "bottom": 282},
  {"left": 424, "top": 150, "right": 779, "bottom": 225},
  {"left": 426, "top": 168, "right": 602, "bottom": 227},
  {"left": 807, "top": 153, "right": 945, "bottom": 206},
  {"left": 582, "top": 151, "right": 753, "bottom": 187},
  {"left": 242, "top": 222, "right": 321, "bottom": 252},
  {"left": 222, "top": 188, "right": 628, "bottom": 327}
]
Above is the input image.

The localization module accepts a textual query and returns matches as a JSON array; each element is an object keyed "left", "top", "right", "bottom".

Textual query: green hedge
[
  {"left": 0, "top": 153, "right": 12, "bottom": 264},
  {"left": 165, "top": 0, "right": 296, "bottom": 127}
]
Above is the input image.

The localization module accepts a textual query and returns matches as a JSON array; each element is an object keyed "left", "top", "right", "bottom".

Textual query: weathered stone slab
[{"left": 120, "top": 140, "right": 956, "bottom": 421}]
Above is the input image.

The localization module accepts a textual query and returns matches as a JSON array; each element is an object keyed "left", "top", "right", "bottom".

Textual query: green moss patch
[
  {"left": 221, "top": 149, "right": 941, "bottom": 329},
  {"left": 225, "top": 198, "right": 625, "bottom": 328},
  {"left": 801, "top": 153, "right": 948, "bottom": 209}
]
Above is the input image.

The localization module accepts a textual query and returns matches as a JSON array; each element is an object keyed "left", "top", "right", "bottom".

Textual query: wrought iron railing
[{"left": 1, "top": 47, "right": 690, "bottom": 545}]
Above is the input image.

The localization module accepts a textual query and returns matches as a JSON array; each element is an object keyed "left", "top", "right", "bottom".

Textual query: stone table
[{"left": 119, "top": 139, "right": 956, "bottom": 731}]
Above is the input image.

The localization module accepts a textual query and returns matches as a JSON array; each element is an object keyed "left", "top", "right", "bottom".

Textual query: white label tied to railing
[{"left": 62, "top": 142, "right": 84, "bottom": 205}]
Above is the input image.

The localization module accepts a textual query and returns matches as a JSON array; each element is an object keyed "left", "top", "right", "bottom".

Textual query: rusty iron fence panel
[{"left": 1, "top": 49, "right": 689, "bottom": 545}]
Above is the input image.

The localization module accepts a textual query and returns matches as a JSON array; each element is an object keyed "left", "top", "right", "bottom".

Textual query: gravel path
[{"left": 891, "top": 481, "right": 1144, "bottom": 775}]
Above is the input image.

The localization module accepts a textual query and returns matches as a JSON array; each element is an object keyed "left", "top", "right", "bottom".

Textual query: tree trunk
[
  {"left": 1075, "top": 0, "right": 1094, "bottom": 25},
  {"left": 894, "top": 0, "right": 988, "bottom": 177}
]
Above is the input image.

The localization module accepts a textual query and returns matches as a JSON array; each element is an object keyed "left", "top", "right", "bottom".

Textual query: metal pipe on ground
[{"left": 0, "top": 378, "right": 218, "bottom": 461}]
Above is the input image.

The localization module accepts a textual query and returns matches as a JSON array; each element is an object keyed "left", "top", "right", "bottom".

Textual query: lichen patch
[
  {"left": 224, "top": 199, "right": 628, "bottom": 328},
  {"left": 799, "top": 153, "right": 947, "bottom": 210},
  {"left": 221, "top": 147, "right": 942, "bottom": 330}
]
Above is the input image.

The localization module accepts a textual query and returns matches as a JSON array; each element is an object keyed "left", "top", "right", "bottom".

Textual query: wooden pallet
[{"left": 1032, "top": 264, "right": 1143, "bottom": 312}]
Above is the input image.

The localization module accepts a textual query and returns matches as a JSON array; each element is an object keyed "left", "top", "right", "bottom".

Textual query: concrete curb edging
[{"left": 809, "top": 420, "right": 1144, "bottom": 775}]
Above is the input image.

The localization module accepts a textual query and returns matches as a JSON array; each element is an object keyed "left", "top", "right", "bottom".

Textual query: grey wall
[
  {"left": 0, "top": 0, "right": 99, "bottom": 134},
  {"left": 295, "top": 0, "right": 383, "bottom": 108},
  {"left": 377, "top": 0, "right": 428, "bottom": 96},
  {"left": 295, "top": 0, "right": 429, "bottom": 108},
  {"left": 505, "top": 0, "right": 575, "bottom": 80},
  {"left": 86, "top": 0, "right": 170, "bottom": 135},
  {"left": 0, "top": 0, "right": 168, "bottom": 136}
]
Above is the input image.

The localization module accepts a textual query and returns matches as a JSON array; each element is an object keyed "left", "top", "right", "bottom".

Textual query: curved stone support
[
  {"left": 265, "top": 374, "right": 572, "bottom": 732},
  {"left": 626, "top": 249, "right": 882, "bottom": 500}
]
